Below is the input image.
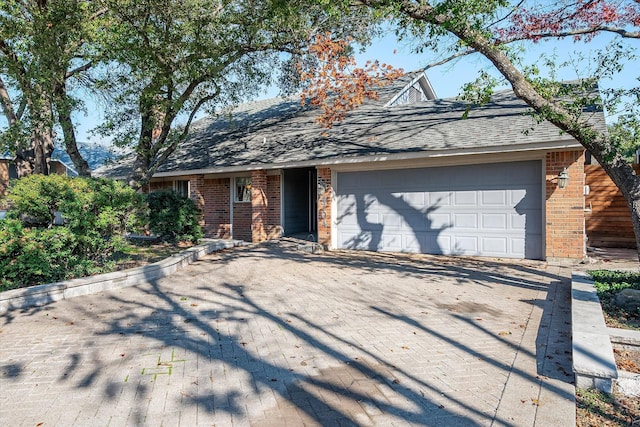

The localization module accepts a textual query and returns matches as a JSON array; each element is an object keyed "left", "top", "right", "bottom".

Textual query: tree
[
  {"left": 93, "top": 0, "right": 373, "bottom": 190},
  {"left": 0, "top": 0, "right": 104, "bottom": 177},
  {"left": 300, "top": 0, "right": 640, "bottom": 259}
]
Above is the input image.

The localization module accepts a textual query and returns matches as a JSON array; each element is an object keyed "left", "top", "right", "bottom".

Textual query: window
[
  {"left": 8, "top": 163, "right": 17, "bottom": 181},
  {"left": 235, "top": 177, "right": 251, "bottom": 202},
  {"left": 174, "top": 180, "right": 189, "bottom": 198}
]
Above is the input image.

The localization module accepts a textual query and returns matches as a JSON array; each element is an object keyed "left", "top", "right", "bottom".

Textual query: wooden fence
[{"left": 585, "top": 164, "right": 639, "bottom": 248}]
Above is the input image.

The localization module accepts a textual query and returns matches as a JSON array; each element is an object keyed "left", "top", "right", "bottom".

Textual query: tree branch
[
  {"left": 501, "top": 25, "right": 640, "bottom": 42},
  {"left": 423, "top": 49, "right": 477, "bottom": 70},
  {"left": 0, "top": 75, "right": 18, "bottom": 125},
  {"left": 66, "top": 60, "right": 93, "bottom": 79}
]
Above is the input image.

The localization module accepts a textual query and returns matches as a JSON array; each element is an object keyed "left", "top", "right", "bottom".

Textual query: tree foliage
[
  {"left": 299, "top": 33, "right": 404, "bottom": 128},
  {"left": 91, "top": 0, "right": 374, "bottom": 189},
  {"left": 0, "top": 0, "right": 104, "bottom": 177}
]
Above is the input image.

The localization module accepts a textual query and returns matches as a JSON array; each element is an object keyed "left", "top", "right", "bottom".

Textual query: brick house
[{"left": 98, "top": 72, "right": 605, "bottom": 261}]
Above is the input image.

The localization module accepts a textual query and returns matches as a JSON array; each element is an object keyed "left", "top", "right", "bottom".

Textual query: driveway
[{"left": 0, "top": 242, "right": 574, "bottom": 426}]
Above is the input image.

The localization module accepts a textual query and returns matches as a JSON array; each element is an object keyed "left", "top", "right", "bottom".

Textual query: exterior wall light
[{"left": 557, "top": 168, "right": 569, "bottom": 189}]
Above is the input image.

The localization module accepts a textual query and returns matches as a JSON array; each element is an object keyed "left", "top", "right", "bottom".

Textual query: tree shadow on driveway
[{"left": 0, "top": 243, "right": 574, "bottom": 426}]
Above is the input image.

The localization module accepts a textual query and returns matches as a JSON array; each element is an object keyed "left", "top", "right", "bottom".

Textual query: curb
[
  {"left": 0, "top": 239, "right": 243, "bottom": 315},
  {"left": 571, "top": 271, "right": 618, "bottom": 393}
]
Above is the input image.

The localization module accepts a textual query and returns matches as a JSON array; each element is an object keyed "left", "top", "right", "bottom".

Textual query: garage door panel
[
  {"left": 381, "top": 213, "right": 402, "bottom": 227},
  {"left": 399, "top": 211, "right": 428, "bottom": 231},
  {"left": 483, "top": 213, "right": 508, "bottom": 230},
  {"left": 483, "top": 237, "right": 508, "bottom": 254},
  {"left": 454, "top": 191, "right": 477, "bottom": 205},
  {"left": 336, "top": 161, "right": 543, "bottom": 259},
  {"left": 429, "top": 213, "right": 452, "bottom": 230},
  {"left": 454, "top": 236, "right": 479, "bottom": 254},
  {"left": 338, "top": 230, "right": 379, "bottom": 251},
  {"left": 382, "top": 234, "right": 402, "bottom": 250},
  {"left": 454, "top": 213, "right": 478, "bottom": 229},
  {"left": 404, "top": 192, "right": 426, "bottom": 207},
  {"left": 510, "top": 212, "right": 526, "bottom": 230},
  {"left": 482, "top": 190, "right": 507, "bottom": 206},
  {"left": 511, "top": 238, "right": 525, "bottom": 257},
  {"left": 403, "top": 234, "right": 422, "bottom": 252},
  {"left": 430, "top": 192, "right": 452, "bottom": 206}
]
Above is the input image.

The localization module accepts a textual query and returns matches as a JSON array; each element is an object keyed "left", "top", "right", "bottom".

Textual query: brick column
[
  {"left": 317, "top": 167, "right": 332, "bottom": 248},
  {"left": 188, "top": 175, "right": 206, "bottom": 228},
  {"left": 266, "top": 174, "right": 282, "bottom": 239},
  {"left": 187, "top": 175, "right": 205, "bottom": 210},
  {"left": 545, "top": 150, "right": 586, "bottom": 260},
  {"left": 251, "top": 170, "right": 268, "bottom": 242}
]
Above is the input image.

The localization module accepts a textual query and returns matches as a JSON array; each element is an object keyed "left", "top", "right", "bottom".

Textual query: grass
[
  {"left": 112, "top": 240, "right": 194, "bottom": 271},
  {"left": 576, "top": 388, "right": 640, "bottom": 427},
  {"left": 576, "top": 270, "right": 640, "bottom": 427},
  {"left": 589, "top": 270, "right": 640, "bottom": 331}
]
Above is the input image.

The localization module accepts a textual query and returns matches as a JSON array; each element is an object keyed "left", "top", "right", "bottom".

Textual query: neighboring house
[
  {"left": 0, "top": 142, "right": 117, "bottom": 201},
  {"left": 0, "top": 154, "right": 76, "bottom": 201},
  {"left": 97, "top": 72, "right": 606, "bottom": 261},
  {"left": 52, "top": 142, "right": 120, "bottom": 172}
]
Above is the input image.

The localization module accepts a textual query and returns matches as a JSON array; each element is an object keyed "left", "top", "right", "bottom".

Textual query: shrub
[
  {"left": 146, "top": 191, "right": 203, "bottom": 243},
  {"left": 4, "top": 173, "right": 75, "bottom": 226},
  {"left": 0, "top": 220, "right": 101, "bottom": 291},
  {"left": 0, "top": 175, "right": 145, "bottom": 289}
]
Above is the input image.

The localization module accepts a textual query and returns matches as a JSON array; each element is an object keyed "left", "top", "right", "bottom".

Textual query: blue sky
[{"left": 73, "top": 30, "right": 638, "bottom": 145}]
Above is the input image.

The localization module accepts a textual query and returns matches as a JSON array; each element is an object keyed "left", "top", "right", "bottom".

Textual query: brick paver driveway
[{"left": 1, "top": 242, "right": 574, "bottom": 426}]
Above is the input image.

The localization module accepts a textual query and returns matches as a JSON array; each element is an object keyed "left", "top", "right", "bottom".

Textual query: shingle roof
[{"left": 97, "top": 73, "right": 605, "bottom": 179}]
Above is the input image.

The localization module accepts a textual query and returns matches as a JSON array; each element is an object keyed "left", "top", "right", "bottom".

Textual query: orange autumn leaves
[{"left": 299, "top": 33, "right": 404, "bottom": 128}]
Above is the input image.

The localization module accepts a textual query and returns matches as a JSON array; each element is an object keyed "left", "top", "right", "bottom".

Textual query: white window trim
[
  {"left": 173, "top": 180, "right": 190, "bottom": 198},
  {"left": 235, "top": 176, "right": 252, "bottom": 203}
]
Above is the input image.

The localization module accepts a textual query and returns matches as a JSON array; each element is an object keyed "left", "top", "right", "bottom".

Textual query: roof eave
[{"left": 151, "top": 139, "right": 583, "bottom": 178}]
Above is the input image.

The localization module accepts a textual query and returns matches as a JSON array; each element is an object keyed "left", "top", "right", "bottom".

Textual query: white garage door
[{"left": 335, "top": 161, "right": 543, "bottom": 259}]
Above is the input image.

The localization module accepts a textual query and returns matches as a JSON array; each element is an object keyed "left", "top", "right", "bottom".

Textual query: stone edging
[
  {"left": 0, "top": 239, "right": 242, "bottom": 315},
  {"left": 571, "top": 271, "right": 618, "bottom": 393}
]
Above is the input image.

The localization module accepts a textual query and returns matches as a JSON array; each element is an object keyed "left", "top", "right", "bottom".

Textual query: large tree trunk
[
  {"left": 54, "top": 82, "right": 91, "bottom": 177},
  {"left": 128, "top": 109, "right": 155, "bottom": 191},
  {"left": 14, "top": 126, "right": 54, "bottom": 177}
]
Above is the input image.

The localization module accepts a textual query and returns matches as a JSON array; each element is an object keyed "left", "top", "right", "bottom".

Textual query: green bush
[
  {"left": 0, "top": 175, "right": 145, "bottom": 290},
  {"left": 4, "top": 173, "right": 75, "bottom": 226},
  {"left": 146, "top": 191, "right": 203, "bottom": 243},
  {"left": 0, "top": 220, "right": 100, "bottom": 290},
  {"left": 589, "top": 270, "right": 640, "bottom": 296}
]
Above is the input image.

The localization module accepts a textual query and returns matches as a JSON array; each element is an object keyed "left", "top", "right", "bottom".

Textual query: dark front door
[{"left": 283, "top": 168, "right": 317, "bottom": 236}]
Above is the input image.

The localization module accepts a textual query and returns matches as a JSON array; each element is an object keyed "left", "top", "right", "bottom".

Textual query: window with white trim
[
  {"left": 235, "top": 177, "right": 251, "bottom": 202},
  {"left": 174, "top": 180, "right": 189, "bottom": 198}
]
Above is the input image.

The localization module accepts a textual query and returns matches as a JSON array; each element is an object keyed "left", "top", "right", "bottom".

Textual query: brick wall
[
  {"left": 265, "top": 174, "right": 282, "bottom": 239},
  {"left": 157, "top": 173, "right": 282, "bottom": 242},
  {"left": 317, "top": 167, "right": 332, "bottom": 247},
  {"left": 545, "top": 150, "right": 586, "bottom": 259},
  {"left": 234, "top": 202, "right": 252, "bottom": 241},
  {"left": 251, "top": 170, "right": 268, "bottom": 242},
  {"left": 188, "top": 175, "right": 205, "bottom": 213},
  {"left": 202, "top": 178, "right": 231, "bottom": 238}
]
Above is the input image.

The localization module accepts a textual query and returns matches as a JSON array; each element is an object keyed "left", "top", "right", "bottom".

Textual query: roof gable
[{"left": 385, "top": 72, "right": 437, "bottom": 107}]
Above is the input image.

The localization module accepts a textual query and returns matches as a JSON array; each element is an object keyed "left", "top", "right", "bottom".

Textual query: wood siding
[{"left": 585, "top": 164, "right": 639, "bottom": 248}]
